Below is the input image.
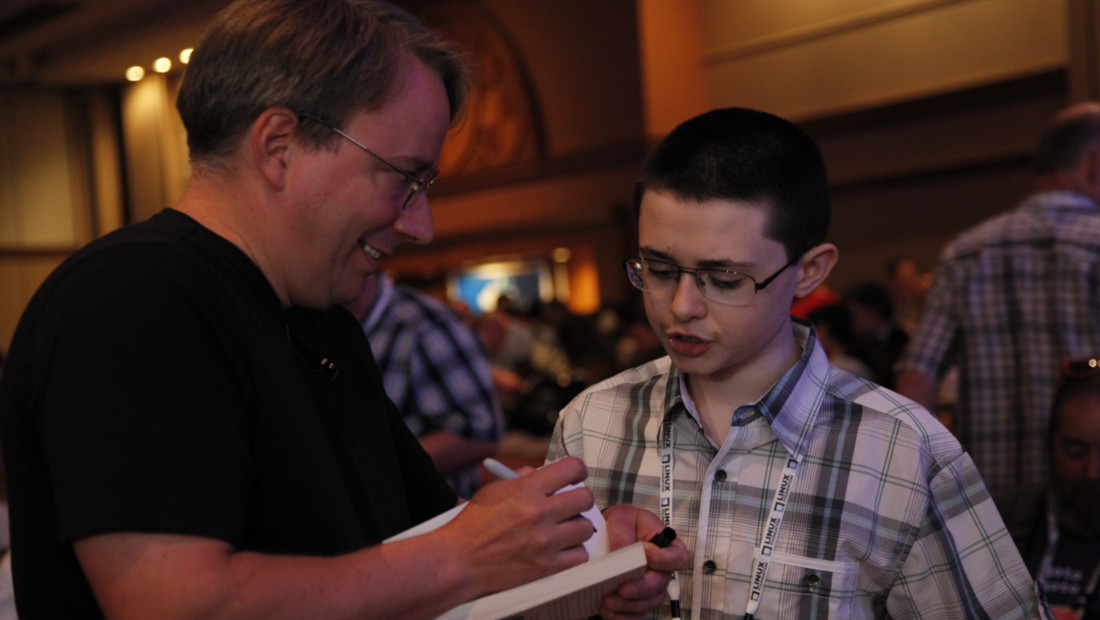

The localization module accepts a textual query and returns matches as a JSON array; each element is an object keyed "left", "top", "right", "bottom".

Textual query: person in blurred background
[
  {"left": 885, "top": 255, "right": 927, "bottom": 334},
  {"left": 897, "top": 101, "right": 1100, "bottom": 495},
  {"left": 843, "top": 280, "right": 909, "bottom": 390},
  {"left": 347, "top": 272, "right": 503, "bottom": 498},
  {"left": 807, "top": 303, "right": 876, "bottom": 381},
  {"left": 996, "top": 356, "right": 1100, "bottom": 620}
]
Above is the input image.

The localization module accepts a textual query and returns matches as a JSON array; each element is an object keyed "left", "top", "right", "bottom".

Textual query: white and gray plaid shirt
[{"left": 550, "top": 320, "right": 1046, "bottom": 619}]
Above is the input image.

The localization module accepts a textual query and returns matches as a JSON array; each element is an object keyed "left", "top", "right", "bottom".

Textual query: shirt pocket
[{"left": 750, "top": 553, "right": 860, "bottom": 619}]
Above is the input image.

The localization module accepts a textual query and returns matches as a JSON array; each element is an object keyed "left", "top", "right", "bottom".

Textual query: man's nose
[{"left": 395, "top": 195, "right": 434, "bottom": 244}]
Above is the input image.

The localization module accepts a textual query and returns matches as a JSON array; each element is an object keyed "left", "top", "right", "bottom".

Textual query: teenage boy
[{"left": 548, "top": 107, "right": 1048, "bottom": 618}]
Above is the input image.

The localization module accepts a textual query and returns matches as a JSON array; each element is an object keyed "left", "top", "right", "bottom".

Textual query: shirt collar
[
  {"left": 1025, "top": 189, "right": 1100, "bottom": 211},
  {"left": 661, "top": 316, "right": 832, "bottom": 458},
  {"left": 360, "top": 273, "right": 395, "bottom": 333}
]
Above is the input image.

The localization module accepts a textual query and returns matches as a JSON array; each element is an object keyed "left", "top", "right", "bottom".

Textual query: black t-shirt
[{"left": 0, "top": 209, "right": 456, "bottom": 618}]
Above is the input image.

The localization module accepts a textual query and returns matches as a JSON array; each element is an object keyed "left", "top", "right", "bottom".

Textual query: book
[
  {"left": 433, "top": 541, "right": 648, "bottom": 620},
  {"left": 383, "top": 477, "right": 638, "bottom": 619},
  {"left": 383, "top": 481, "right": 610, "bottom": 558}
]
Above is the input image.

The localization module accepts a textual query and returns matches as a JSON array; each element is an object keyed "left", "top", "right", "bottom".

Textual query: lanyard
[
  {"left": 661, "top": 420, "right": 682, "bottom": 618},
  {"left": 744, "top": 452, "right": 801, "bottom": 620},
  {"left": 660, "top": 416, "right": 801, "bottom": 620},
  {"left": 1038, "top": 493, "right": 1100, "bottom": 616}
]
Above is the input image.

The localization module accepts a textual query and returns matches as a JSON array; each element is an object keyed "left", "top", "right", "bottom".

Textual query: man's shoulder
[
  {"left": 585, "top": 356, "right": 672, "bottom": 393},
  {"left": 945, "top": 190, "right": 1100, "bottom": 257},
  {"left": 36, "top": 213, "right": 231, "bottom": 302}
]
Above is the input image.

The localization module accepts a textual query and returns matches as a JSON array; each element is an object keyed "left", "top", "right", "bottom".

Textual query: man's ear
[
  {"left": 794, "top": 243, "right": 839, "bottom": 298},
  {"left": 250, "top": 108, "right": 299, "bottom": 191}
]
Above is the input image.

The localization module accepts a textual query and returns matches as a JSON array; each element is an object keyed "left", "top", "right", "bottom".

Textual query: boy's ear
[{"left": 794, "top": 243, "right": 839, "bottom": 298}]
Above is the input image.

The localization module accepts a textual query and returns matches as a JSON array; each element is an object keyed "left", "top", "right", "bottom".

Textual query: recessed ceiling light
[
  {"left": 153, "top": 57, "right": 171, "bottom": 73},
  {"left": 125, "top": 66, "right": 144, "bottom": 82}
]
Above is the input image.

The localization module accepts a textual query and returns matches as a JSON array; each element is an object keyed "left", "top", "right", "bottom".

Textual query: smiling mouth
[{"left": 360, "top": 241, "right": 382, "bottom": 260}]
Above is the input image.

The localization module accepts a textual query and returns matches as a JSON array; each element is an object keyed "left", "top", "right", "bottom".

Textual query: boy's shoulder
[
  {"left": 821, "top": 377, "right": 965, "bottom": 465},
  {"left": 585, "top": 356, "right": 673, "bottom": 393},
  {"left": 557, "top": 356, "right": 674, "bottom": 421}
]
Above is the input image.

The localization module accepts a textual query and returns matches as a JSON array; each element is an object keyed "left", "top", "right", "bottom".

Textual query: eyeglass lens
[
  {"left": 625, "top": 258, "right": 761, "bottom": 306},
  {"left": 299, "top": 112, "right": 435, "bottom": 209}
]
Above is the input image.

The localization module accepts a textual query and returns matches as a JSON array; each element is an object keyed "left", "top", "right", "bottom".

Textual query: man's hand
[
  {"left": 441, "top": 456, "right": 596, "bottom": 598},
  {"left": 597, "top": 504, "right": 690, "bottom": 619}
]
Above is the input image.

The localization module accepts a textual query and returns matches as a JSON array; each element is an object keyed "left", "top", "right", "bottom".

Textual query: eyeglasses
[
  {"left": 298, "top": 113, "right": 437, "bottom": 209},
  {"left": 1060, "top": 357, "right": 1100, "bottom": 381},
  {"left": 623, "top": 254, "right": 800, "bottom": 306}
]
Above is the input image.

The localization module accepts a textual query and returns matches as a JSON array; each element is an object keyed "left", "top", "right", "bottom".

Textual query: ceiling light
[
  {"left": 153, "top": 57, "right": 171, "bottom": 73},
  {"left": 125, "top": 66, "right": 145, "bottom": 82},
  {"left": 180, "top": 48, "right": 193, "bottom": 64}
]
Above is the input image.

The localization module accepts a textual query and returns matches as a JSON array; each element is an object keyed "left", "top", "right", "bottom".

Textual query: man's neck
[{"left": 174, "top": 172, "right": 289, "bottom": 307}]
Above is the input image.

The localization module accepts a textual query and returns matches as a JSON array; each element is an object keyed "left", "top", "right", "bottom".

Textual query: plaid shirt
[
  {"left": 549, "top": 320, "right": 1046, "bottom": 619},
  {"left": 897, "top": 190, "right": 1100, "bottom": 495},
  {"left": 362, "top": 275, "right": 503, "bottom": 498}
]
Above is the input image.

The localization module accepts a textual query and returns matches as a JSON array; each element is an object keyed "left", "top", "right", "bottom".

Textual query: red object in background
[{"left": 791, "top": 285, "right": 840, "bottom": 319}]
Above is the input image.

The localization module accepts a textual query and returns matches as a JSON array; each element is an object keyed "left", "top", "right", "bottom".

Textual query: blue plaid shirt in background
[
  {"left": 362, "top": 275, "right": 503, "bottom": 498},
  {"left": 550, "top": 319, "right": 1047, "bottom": 619},
  {"left": 898, "top": 190, "right": 1100, "bottom": 495}
]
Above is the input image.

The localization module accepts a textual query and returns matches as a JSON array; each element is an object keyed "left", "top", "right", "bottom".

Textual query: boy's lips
[{"left": 666, "top": 330, "right": 711, "bottom": 357}]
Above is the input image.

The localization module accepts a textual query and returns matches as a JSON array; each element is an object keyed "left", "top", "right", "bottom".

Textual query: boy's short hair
[
  {"left": 177, "top": 0, "right": 471, "bottom": 165},
  {"left": 633, "top": 107, "right": 830, "bottom": 261}
]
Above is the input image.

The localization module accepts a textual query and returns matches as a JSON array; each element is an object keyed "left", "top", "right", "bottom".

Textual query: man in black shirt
[{"left": 0, "top": 1, "right": 686, "bottom": 618}]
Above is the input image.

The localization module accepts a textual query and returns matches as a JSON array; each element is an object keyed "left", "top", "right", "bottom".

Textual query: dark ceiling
[{"left": 0, "top": 0, "right": 233, "bottom": 87}]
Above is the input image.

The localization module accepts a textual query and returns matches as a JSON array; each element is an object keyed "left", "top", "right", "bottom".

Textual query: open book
[
  {"left": 384, "top": 481, "right": 646, "bottom": 619},
  {"left": 434, "top": 541, "right": 647, "bottom": 620}
]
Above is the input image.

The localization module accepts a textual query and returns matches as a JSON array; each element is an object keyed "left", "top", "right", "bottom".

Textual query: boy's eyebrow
[{"left": 639, "top": 247, "right": 756, "bottom": 270}]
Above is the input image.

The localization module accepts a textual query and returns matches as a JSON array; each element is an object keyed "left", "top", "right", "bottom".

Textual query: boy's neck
[{"left": 685, "top": 342, "right": 803, "bottom": 445}]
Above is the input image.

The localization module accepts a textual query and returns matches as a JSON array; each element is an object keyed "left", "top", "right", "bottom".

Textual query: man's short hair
[
  {"left": 1050, "top": 369, "right": 1100, "bottom": 442},
  {"left": 177, "top": 0, "right": 471, "bottom": 164},
  {"left": 1034, "top": 105, "right": 1100, "bottom": 174},
  {"left": 633, "top": 107, "right": 831, "bottom": 261}
]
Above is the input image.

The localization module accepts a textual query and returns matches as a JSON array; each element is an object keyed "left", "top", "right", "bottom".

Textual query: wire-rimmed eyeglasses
[
  {"left": 623, "top": 254, "right": 801, "bottom": 306},
  {"left": 299, "top": 113, "right": 437, "bottom": 209}
]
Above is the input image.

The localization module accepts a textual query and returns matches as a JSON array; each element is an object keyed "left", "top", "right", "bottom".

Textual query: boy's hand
[{"left": 598, "top": 504, "right": 690, "bottom": 619}]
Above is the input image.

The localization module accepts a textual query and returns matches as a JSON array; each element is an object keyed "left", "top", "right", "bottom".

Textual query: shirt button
[
  {"left": 714, "top": 469, "right": 727, "bottom": 482},
  {"left": 702, "top": 560, "right": 717, "bottom": 574},
  {"left": 803, "top": 573, "right": 821, "bottom": 591}
]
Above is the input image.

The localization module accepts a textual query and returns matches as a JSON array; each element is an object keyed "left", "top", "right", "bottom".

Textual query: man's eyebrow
[{"left": 396, "top": 156, "right": 436, "bottom": 175}]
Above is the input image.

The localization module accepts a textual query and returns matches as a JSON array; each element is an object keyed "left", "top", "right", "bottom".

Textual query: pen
[
  {"left": 483, "top": 457, "right": 520, "bottom": 480},
  {"left": 647, "top": 526, "right": 676, "bottom": 548},
  {"left": 647, "top": 527, "right": 681, "bottom": 620}
]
